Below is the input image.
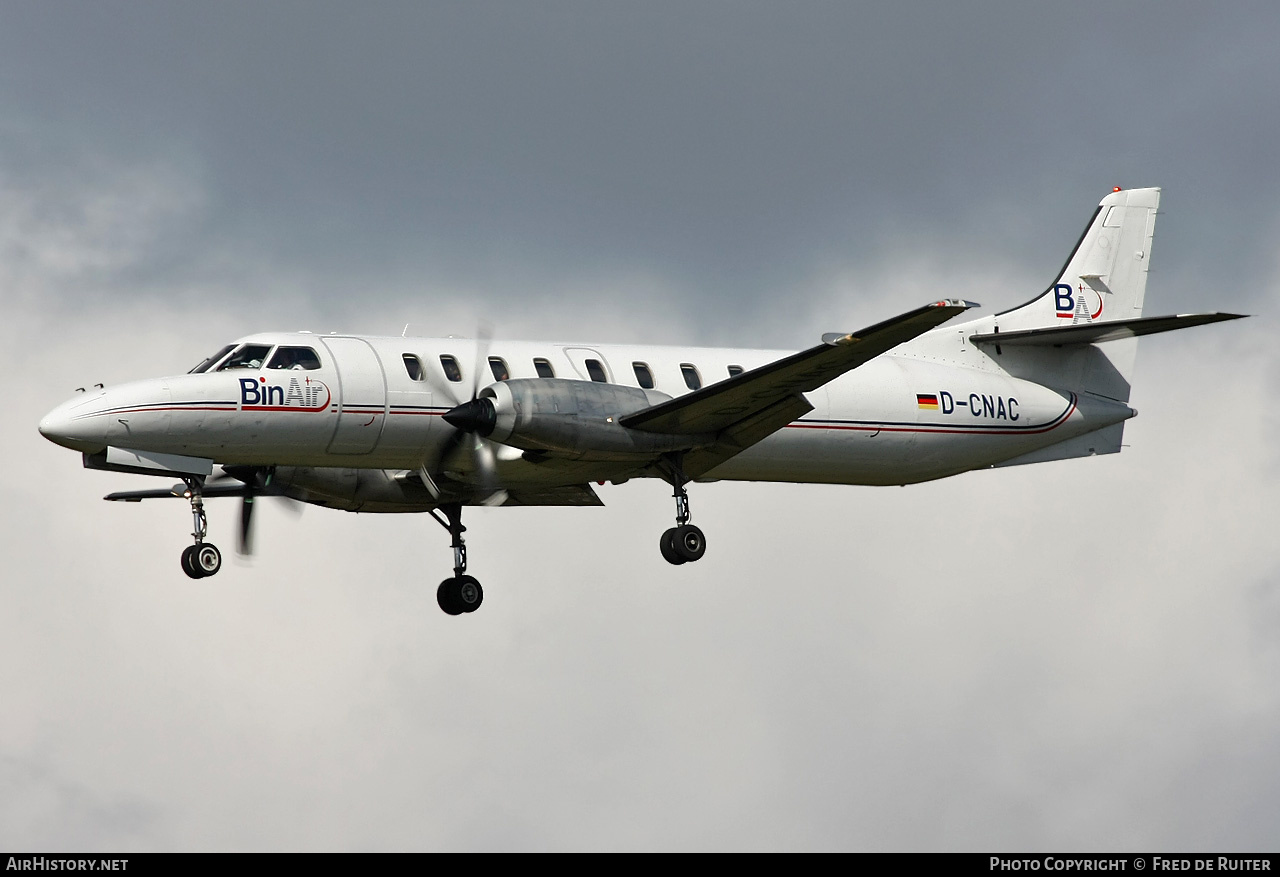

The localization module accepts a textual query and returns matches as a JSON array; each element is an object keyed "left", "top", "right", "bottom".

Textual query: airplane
[{"left": 38, "top": 187, "right": 1244, "bottom": 615}]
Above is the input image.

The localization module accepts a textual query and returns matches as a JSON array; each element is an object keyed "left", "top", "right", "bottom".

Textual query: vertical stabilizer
[
  {"left": 998, "top": 187, "right": 1160, "bottom": 332},
  {"left": 988, "top": 188, "right": 1160, "bottom": 397}
]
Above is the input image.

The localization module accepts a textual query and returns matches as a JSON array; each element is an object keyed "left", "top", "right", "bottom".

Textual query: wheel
[
  {"left": 673, "top": 525, "right": 706, "bottom": 563},
  {"left": 193, "top": 543, "right": 222, "bottom": 577},
  {"left": 455, "top": 575, "right": 483, "bottom": 613},
  {"left": 437, "top": 579, "right": 464, "bottom": 615},
  {"left": 660, "top": 528, "right": 687, "bottom": 565},
  {"left": 180, "top": 545, "right": 204, "bottom": 579},
  {"left": 438, "top": 576, "right": 483, "bottom": 615}
]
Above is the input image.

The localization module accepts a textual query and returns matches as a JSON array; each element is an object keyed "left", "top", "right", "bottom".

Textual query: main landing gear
[
  {"left": 430, "top": 503, "right": 484, "bottom": 616},
  {"left": 659, "top": 461, "right": 707, "bottom": 566},
  {"left": 179, "top": 477, "right": 222, "bottom": 579}
]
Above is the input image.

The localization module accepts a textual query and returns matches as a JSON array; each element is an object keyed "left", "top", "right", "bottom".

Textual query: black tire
[
  {"left": 194, "top": 543, "right": 222, "bottom": 577},
  {"left": 673, "top": 525, "right": 706, "bottom": 563},
  {"left": 660, "top": 528, "right": 687, "bottom": 565},
  {"left": 437, "top": 579, "right": 464, "bottom": 615},
  {"left": 456, "top": 575, "right": 484, "bottom": 613},
  {"left": 180, "top": 545, "right": 204, "bottom": 579}
]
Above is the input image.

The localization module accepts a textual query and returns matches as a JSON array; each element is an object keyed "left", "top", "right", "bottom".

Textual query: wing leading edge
[{"left": 621, "top": 298, "right": 978, "bottom": 477}]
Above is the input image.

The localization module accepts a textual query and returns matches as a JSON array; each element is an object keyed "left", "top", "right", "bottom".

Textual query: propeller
[
  {"left": 425, "top": 325, "right": 509, "bottom": 506},
  {"left": 210, "top": 466, "right": 301, "bottom": 556}
]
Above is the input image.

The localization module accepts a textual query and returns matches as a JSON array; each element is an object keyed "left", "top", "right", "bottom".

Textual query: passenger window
[
  {"left": 403, "top": 354, "right": 425, "bottom": 382},
  {"left": 533, "top": 357, "right": 555, "bottom": 378},
  {"left": 727, "top": 365, "right": 744, "bottom": 378},
  {"left": 681, "top": 364, "right": 702, "bottom": 390},
  {"left": 217, "top": 345, "right": 273, "bottom": 371},
  {"left": 632, "top": 362, "right": 655, "bottom": 389},
  {"left": 267, "top": 346, "right": 322, "bottom": 370},
  {"left": 585, "top": 359, "right": 608, "bottom": 383},
  {"left": 488, "top": 357, "right": 510, "bottom": 381},
  {"left": 440, "top": 354, "right": 463, "bottom": 382}
]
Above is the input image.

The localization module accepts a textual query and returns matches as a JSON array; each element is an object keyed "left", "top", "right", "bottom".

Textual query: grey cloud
[{"left": 3, "top": 4, "right": 1278, "bottom": 326}]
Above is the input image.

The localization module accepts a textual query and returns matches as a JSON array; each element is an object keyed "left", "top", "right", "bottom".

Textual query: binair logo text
[{"left": 239, "top": 376, "right": 331, "bottom": 412}]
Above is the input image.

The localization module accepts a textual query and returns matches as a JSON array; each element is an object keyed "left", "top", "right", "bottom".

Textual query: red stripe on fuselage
[{"left": 786, "top": 396, "right": 1077, "bottom": 437}]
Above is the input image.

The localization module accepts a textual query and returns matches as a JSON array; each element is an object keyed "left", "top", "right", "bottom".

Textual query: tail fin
[
  {"left": 998, "top": 187, "right": 1160, "bottom": 331},
  {"left": 982, "top": 187, "right": 1160, "bottom": 402},
  {"left": 974, "top": 187, "right": 1245, "bottom": 469}
]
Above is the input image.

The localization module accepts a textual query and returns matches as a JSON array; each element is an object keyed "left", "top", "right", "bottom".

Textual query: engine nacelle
[{"left": 453, "top": 378, "right": 709, "bottom": 458}]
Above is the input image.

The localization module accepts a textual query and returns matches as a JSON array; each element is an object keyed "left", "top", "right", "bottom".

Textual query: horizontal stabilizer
[{"left": 970, "top": 312, "right": 1247, "bottom": 347}]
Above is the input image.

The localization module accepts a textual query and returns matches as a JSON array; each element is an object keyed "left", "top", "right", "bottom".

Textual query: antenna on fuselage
[{"left": 402, "top": 323, "right": 410, "bottom": 337}]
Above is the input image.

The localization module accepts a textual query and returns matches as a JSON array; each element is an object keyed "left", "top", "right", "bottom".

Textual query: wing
[
  {"left": 501, "top": 484, "right": 604, "bottom": 507},
  {"left": 620, "top": 298, "right": 977, "bottom": 476},
  {"left": 104, "top": 483, "right": 257, "bottom": 502}
]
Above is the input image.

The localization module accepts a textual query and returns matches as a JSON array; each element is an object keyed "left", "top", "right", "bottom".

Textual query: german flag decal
[{"left": 916, "top": 393, "right": 939, "bottom": 410}]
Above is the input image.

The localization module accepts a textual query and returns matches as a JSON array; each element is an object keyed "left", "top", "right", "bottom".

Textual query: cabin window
[
  {"left": 727, "top": 365, "right": 744, "bottom": 378},
  {"left": 488, "top": 357, "right": 510, "bottom": 381},
  {"left": 403, "top": 354, "right": 425, "bottom": 382},
  {"left": 267, "top": 346, "right": 322, "bottom": 370},
  {"left": 217, "top": 344, "right": 273, "bottom": 371},
  {"left": 681, "top": 364, "right": 702, "bottom": 390},
  {"left": 189, "top": 344, "right": 237, "bottom": 374},
  {"left": 585, "top": 358, "right": 608, "bottom": 383},
  {"left": 533, "top": 357, "right": 555, "bottom": 378},
  {"left": 632, "top": 362, "right": 655, "bottom": 389},
  {"left": 439, "top": 354, "right": 463, "bottom": 382}
]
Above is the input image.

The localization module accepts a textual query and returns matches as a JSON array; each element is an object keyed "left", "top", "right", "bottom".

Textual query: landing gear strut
[
  {"left": 430, "top": 503, "right": 484, "bottom": 615},
  {"left": 179, "top": 477, "right": 222, "bottom": 579},
  {"left": 659, "top": 457, "right": 706, "bottom": 565}
]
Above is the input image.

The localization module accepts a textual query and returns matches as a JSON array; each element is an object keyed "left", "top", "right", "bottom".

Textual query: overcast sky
[{"left": 2, "top": 2, "right": 1278, "bottom": 852}]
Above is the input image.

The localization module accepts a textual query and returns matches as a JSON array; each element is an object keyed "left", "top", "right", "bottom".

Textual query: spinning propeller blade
[
  {"left": 210, "top": 466, "right": 300, "bottom": 556},
  {"left": 424, "top": 324, "right": 508, "bottom": 506}
]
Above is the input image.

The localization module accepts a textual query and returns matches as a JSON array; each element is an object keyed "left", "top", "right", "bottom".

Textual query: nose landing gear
[{"left": 179, "top": 477, "right": 222, "bottom": 579}]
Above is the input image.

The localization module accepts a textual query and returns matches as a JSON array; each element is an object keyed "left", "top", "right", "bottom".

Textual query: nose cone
[{"left": 39, "top": 394, "right": 109, "bottom": 453}]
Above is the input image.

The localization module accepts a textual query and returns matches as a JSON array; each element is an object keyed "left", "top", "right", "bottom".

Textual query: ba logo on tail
[{"left": 1054, "top": 283, "right": 1103, "bottom": 322}]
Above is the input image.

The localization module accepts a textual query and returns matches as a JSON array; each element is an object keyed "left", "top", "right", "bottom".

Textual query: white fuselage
[{"left": 39, "top": 320, "right": 1134, "bottom": 508}]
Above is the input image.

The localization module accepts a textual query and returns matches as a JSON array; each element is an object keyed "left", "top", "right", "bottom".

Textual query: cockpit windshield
[
  {"left": 266, "top": 346, "right": 322, "bottom": 370},
  {"left": 188, "top": 344, "right": 237, "bottom": 374},
  {"left": 216, "top": 344, "right": 274, "bottom": 371}
]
